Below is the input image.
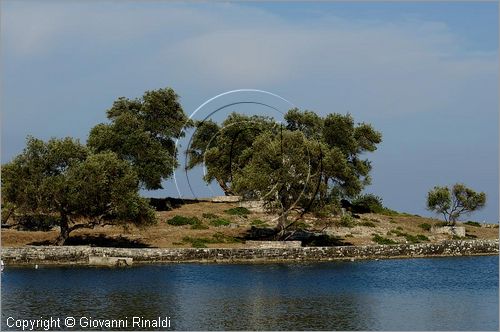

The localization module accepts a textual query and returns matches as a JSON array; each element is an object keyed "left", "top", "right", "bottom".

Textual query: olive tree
[
  {"left": 186, "top": 113, "right": 276, "bottom": 195},
  {"left": 187, "top": 109, "right": 382, "bottom": 201},
  {"left": 2, "top": 137, "right": 155, "bottom": 245},
  {"left": 232, "top": 130, "right": 317, "bottom": 235},
  {"left": 427, "top": 183, "right": 486, "bottom": 225},
  {"left": 88, "top": 87, "right": 191, "bottom": 190}
]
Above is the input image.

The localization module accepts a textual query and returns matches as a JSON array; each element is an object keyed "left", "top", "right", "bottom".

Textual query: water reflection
[{"left": 2, "top": 256, "right": 498, "bottom": 330}]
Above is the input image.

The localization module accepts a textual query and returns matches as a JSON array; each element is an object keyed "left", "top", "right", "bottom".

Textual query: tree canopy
[
  {"left": 187, "top": 113, "right": 276, "bottom": 195},
  {"left": 427, "top": 183, "right": 486, "bottom": 225},
  {"left": 188, "top": 109, "right": 383, "bottom": 235},
  {"left": 2, "top": 137, "right": 156, "bottom": 245},
  {"left": 88, "top": 87, "right": 191, "bottom": 190}
]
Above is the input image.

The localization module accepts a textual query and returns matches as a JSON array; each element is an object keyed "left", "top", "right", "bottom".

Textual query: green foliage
[
  {"left": 167, "top": 215, "right": 200, "bottom": 226},
  {"left": 313, "top": 202, "right": 342, "bottom": 218},
  {"left": 202, "top": 213, "right": 219, "bottom": 219},
  {"left": 404, "top": 234, "right": 420, "bottom": 244},
  {"left": 359, "top": 221, "right": 376, "bottom": 227},
  {"left": 464, "top": 221, "right": 481, "bottom": 227},
  {"left": 250, "top": 219, "right": 268, "bottom": 227},
  {"left": 225, "top": 207, "right": 250, "bottom": 216},
  {"left": 416, "top": 234, "right": 429, "bottom": 242},
  {"left": 388, "top": 232, "right": 429, "bottom": 243},
  {"left": 338, "top": 214, "right": 355, "bottom": 228},
  {"left": 181, "top": 232, "right": 241, "bottom": 248},
  {"left": 388, "top": 229, "right": 407, "bottom": 237},
  {"left": 427, "top": 183, "right": 486, "bottom": 225},
  {"left": 209, "top": 218, "right": 231, "bottom": 227},
  {"left": 351, "top": 194, "right": 384, "bottom": 214},
  {"left": 1, "top": 137, "right": 155, "bottom": 245},
  {"left": 419, "top": 223, "right": 432, "bottom": 231},
  {"left": 88, "top": 87, "right": 190, "bottom": 190},
  {"left": 372, "top": 234, "right": 397, "bottom": 245},
  {"left": 285, "top": 108, "right": 324, "bottom": 139},
  {"left": 188, "top": 109, "right": 382, "bottom": 236},
  {"left": 187, "top": 113, "right": 276, "bottom": 195},
  {"left": 13, "top": 214, "right": 59, "bottom": 231},
  {"left": 181, "top": 237, "right": 211, "bottom": 248},
  {"left": 212, "top": 232, "right": 242, "bottom": 243},
  {"left": 190, "top": 222, "right": 209, "bottom": 230}
]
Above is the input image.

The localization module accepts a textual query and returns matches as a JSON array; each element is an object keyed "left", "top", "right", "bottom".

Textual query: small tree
[
  {"left": 427, "top": 183, "right": 486, "bottom": 225},
  {"left": 2, "top": 137, "right": 156, "bottom": 245}
]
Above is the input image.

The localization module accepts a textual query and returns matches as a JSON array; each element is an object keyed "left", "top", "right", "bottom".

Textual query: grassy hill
[{"left": 1, "top": 201, "right": 497, "bottom": 248}]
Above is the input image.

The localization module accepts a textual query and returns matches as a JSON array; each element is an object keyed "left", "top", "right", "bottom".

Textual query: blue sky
[{"left": 1, "top": 1, "right": 498, "bottom": 222}]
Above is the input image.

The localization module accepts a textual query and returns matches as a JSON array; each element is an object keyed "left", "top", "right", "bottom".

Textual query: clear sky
[{"left": 1, "top": 1, "right": 498, "bottom": 222}]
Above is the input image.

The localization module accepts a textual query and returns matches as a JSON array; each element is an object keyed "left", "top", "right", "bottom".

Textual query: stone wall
[
  {"left": 245, "top": 241, "right": 302, "bottom": 248},
  {"left": 431, "top": 226, "right": 466, "bottom": 237},
  {"left": 1, "top": 240, "right": 498, "bottom": 266}
]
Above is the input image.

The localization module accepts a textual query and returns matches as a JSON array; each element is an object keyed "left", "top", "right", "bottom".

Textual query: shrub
[
  {"left": 338, "top": 214, "right": 355, "bottom": 228},
  {"left": 167, "top": 215, "right": 200, "bottom": 226},
  {"left": 416, "top": 234, "right": 429, "bottom": 241},
  {"left": 181, "top": 233, "right": 242, "bottom": 248},
  {"left": 212, "top": 232, "right": 242, "bottom": 243},
  {"left": 419, "top": 223, "right": 432, "bottom": 231},
  {"left": 464, "top": 221, "right": 481, "bottom": 227},
  {"left": 313, "top": 202, "right": 341, "bottom": 218},
  {"left": 185, "top": 238, "right": 210, "bottom": 248},
  {"left": 404, "top": 234, "right": 420, "bottom": 243},
  {"left": 388, "top": 228, "right": 407, "bottom": 237},
  {"left": 351, "top": 194, "right": 384, "bottom": 214},
  {"left": 190, "top": 223, "right": 209, "bottom": 230},
  {"left": 202, "top": 213, "right": 219, "bottom": 219},
  {"left": 250, "top": 219, "right": 269, "bottom": 227},
  {"left": 360, "top": 221, "right": 376, "bottom": 227},
  {"left": 209, "top": 218, "right": 231, "bottom": 227},
  {"left": 372, "top": 234, "right": 397, "bottom": 245},
  {"left": 225, "top": 207, "right": 251, "bottom": 216}
]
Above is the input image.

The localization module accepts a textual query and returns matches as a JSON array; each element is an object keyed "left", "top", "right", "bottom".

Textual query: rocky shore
[{"left": 1, "top": 239, "right": 498, "bottom": 266}]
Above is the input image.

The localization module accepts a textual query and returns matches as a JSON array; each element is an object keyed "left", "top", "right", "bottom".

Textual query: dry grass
[{"left": 1, "top": 202, "right": 498, "bottom": 248}]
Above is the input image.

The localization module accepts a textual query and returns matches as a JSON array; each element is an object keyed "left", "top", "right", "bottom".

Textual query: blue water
[{"left": 1, "top": 256, "right": 498, "bottom": 330}]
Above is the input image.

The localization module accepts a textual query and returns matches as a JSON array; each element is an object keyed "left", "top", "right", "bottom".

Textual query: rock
[
  {"left": 211, "top": 196, "right": 242, "bottom": 203},
  {"left": 431, "top": 226, "right": 466, "bottom": 237}
]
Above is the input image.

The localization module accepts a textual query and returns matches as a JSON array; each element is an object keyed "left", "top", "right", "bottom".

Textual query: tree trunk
[
  {"left": 55, "top": 213, "right": 70, "bottom": 246},
  {"left": 216, "top": 178, "right": 234, "bottom": 196},
  {"left": 275, "top": 210, "right": 288, "bottom": 240},
  {"left": 1, "top": 206, "right": 15, "bottom": 224}
]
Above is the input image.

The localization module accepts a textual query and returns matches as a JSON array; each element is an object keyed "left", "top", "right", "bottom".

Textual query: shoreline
[{"left": 1, "top": 239, "right": 498, "bottom": 267}]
